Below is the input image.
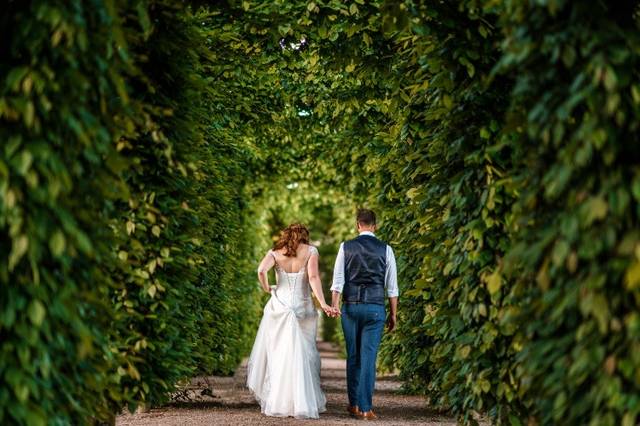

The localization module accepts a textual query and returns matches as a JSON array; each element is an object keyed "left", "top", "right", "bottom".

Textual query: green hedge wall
[
  {"left": 3, "top": 0, "right": 640, "bottom": 425},
  {"left": 496, "top": 2, "right": 640, "bottom": 424},
  {"left": 363, "top": 3, "right": 520, "bottom": 423},
  {"left": 0, "top": 1, "right": 262, "bottom": 424},
  {"left": 0, "top": 2, "right": 132, "bottom": 423},
  {"left": 188, "top": 3, "right": 640, "bottom": 422},
  {"left": 351, "top": 1, "right": 640, "bottom": 425},
  {"left": 108, "top": 2, "right": 260, "bottom": 406}
]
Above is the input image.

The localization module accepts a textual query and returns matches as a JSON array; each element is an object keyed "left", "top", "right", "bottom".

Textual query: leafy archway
[{"left": 2, "top": 1, "right": 640, "bottom": 425}]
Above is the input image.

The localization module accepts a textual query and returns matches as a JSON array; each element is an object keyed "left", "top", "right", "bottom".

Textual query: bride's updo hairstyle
[{"left": 273, "top": 223, "right": 310, "bottom": 257}]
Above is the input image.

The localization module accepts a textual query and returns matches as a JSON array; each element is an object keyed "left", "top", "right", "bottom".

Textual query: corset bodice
[{"left": 274, "top": 269, "right": 312, "bottom": 307}]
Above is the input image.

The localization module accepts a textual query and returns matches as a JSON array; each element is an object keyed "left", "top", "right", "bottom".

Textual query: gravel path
[{"left": 116, "top": 341, "right": 459, "bottom": 425}]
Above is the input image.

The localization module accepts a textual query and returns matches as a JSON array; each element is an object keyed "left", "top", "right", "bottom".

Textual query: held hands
[{"left": 321, "top": 303, "right": 341, "bottom": 318}]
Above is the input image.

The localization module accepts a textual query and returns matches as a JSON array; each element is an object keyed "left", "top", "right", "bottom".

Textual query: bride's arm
[
  {"left": 257, "top": 252, "right": 275, "bottom": 293},
  {"left": 307, "top": 250, "right": 331, "bottom": 311}
]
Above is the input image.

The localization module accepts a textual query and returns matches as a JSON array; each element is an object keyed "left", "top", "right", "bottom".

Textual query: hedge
[
  {"left": 0, "top": 1, "right": 262, "bottom": 423},
  {"left": 3, "top": 1, "right": 640, "bottom": 425}
]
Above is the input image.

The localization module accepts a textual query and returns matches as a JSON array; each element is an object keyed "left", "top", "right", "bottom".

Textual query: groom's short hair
[{"left": 356, "top": 208, "right": 376, "bottom": 226}]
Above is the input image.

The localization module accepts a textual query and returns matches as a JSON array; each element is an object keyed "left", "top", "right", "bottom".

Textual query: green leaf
[
  {"left": 406, "top": 187, "right": 420, "bottom": 199},
  {"left": 14, "top": 150, "right": 33, "bottom": 175},
  {"left": 624, "top": 261, "right": 640, "bottom": 290},
  {"left": 509, "top": 414, "right": 523, "bottom": 426},
  {"left": 9, "top": 235, "right": 28, "bottom": 271},
  {"left": 486, "top": 270, "right": 502, "bottom": 294},
  {"left": 14, "top": 383, "right": 29, "bottom": 403},
  {"left": 583, "top": 196, "right": 608, "bottom": 225},
  {"left": 49, "top": 231, "right": 66, "bottom": 257},
  {"left": 443, "top": 262, "right": 454, "bottom": 276},
  {"left": 479, "top": 378, "right": 491, "bottom": 393},
  {"left": 536, "top": 259, "right": 550, "bottom": 291},
  {"left": 28, "top": 300, "right": 46, "bottom": 327},
  {"left": 6, "top": 67, "right": 29, "bottom": 91},
  {"left": 459, "top": 345, "right": 471, "bottom": 359},
  {"left": 603, "top": 67, "right": 617, "bottom": 91},
  {"left": 631, "top": 176, "right": 640, "bottom": 200},
  {"left": 74, "top": 230, "right": 93, "bottom": 255},
  {"left": 414, "top": 278, "right": 428, "bottom": 290},
  {"left": 622, "top": 413, "right": 636, "bottom": 426},
  {"left": 478, "top": 303, "right": 487, "bottom": 317},
  {"left": 362, "top": 32, "right": 372, "bottom": 47},
  {"left": 551, "top": 240, "right": 569, "bottom": 267},
  {"left": 136, "top": 2, "right": 152, "bottom": 38},
  {"left": 24, "top": 411, "right": 46, "bottom": 426}
]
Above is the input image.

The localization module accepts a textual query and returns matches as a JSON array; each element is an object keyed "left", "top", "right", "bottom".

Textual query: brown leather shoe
[
  {"left": 347, "top": 405, "right": 361, "bottom": 417},
  {"left": 356, "top": 410, "right": 378, "bottom": 420}
]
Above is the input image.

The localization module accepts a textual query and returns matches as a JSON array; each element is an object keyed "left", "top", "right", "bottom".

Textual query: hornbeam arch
[{"left": 2, "top": 1, "right": 640, "bottom": 425}]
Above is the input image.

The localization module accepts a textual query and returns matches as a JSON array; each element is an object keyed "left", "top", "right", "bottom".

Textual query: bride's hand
[
  {"left": 320, "top": 303, "right": 332, "bottom": 316},
  {"left": 321, "top": 303, "right": 339, "bottom": 318}
]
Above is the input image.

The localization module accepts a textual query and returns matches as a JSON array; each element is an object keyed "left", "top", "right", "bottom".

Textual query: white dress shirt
[{"left": 330, "top": 231, "right": 399, "bottom": 298}]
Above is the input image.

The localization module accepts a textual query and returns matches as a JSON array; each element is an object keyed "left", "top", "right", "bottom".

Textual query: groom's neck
[{"left": 357, "top": 226, "right": 376, "bottom": 234}]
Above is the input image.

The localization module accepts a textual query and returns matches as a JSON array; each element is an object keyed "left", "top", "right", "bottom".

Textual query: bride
[{"left": 246, "top": 223, "right": 337, "bottom": 419}]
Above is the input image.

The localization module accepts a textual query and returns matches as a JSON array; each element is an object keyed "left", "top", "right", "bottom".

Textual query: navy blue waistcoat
[{"left": 343, "top": 234, "right": 387, "bottom": 305}]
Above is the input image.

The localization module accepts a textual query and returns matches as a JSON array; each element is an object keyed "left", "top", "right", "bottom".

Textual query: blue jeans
[{"left": 341, "top": 303, "right": 386, "bottom": 412}]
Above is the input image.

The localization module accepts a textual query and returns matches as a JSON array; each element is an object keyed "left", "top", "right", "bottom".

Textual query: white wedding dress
[{"left": 246, "top": 246, "right": 327, "bottom": 419}]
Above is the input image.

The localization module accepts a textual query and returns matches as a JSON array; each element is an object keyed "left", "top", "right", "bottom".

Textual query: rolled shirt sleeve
[
  {"left": 330, "top": 243, "right": 345, "bottom": 293},
  {"left": 385, "top": 245, "right": 399, "bottom": 298}
]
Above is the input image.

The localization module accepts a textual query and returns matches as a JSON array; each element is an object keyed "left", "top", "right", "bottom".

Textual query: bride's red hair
[{"left": 273, "top": 223, "right": 309, "bottom": 257}]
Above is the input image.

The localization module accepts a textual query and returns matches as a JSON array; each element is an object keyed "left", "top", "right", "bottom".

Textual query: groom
[{"left": 331, "top": 208, "right": 398, "bottom": 420}]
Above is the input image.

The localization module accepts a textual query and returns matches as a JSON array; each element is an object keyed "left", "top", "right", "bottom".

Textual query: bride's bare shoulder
[{"left": 303, "top": 244, "right": 319, "bottom": 255}]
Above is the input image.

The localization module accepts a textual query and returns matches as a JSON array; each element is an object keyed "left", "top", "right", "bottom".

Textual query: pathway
[{"left": 116, "top": 341, "right": 458, "bottom": 425}]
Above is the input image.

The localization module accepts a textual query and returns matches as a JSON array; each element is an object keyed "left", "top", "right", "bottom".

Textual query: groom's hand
[
  {"left": 331, "top": 305, "right": 341, "bottom": 317},
  {"left": 321, "top": 304, "right": 339, "bottom": 318},
  {"left": 386, "top": 314, "right": 397, "bottom": 332}
]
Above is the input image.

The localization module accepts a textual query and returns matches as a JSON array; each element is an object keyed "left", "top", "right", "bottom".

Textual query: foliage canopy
[{"left": 1, "top": 1, "right": 640, "bottom": 425}]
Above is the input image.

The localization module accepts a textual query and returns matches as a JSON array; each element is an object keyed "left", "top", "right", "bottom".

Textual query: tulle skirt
[{"left": 246, "top": 289, "right": 327, "bottom": 419}]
